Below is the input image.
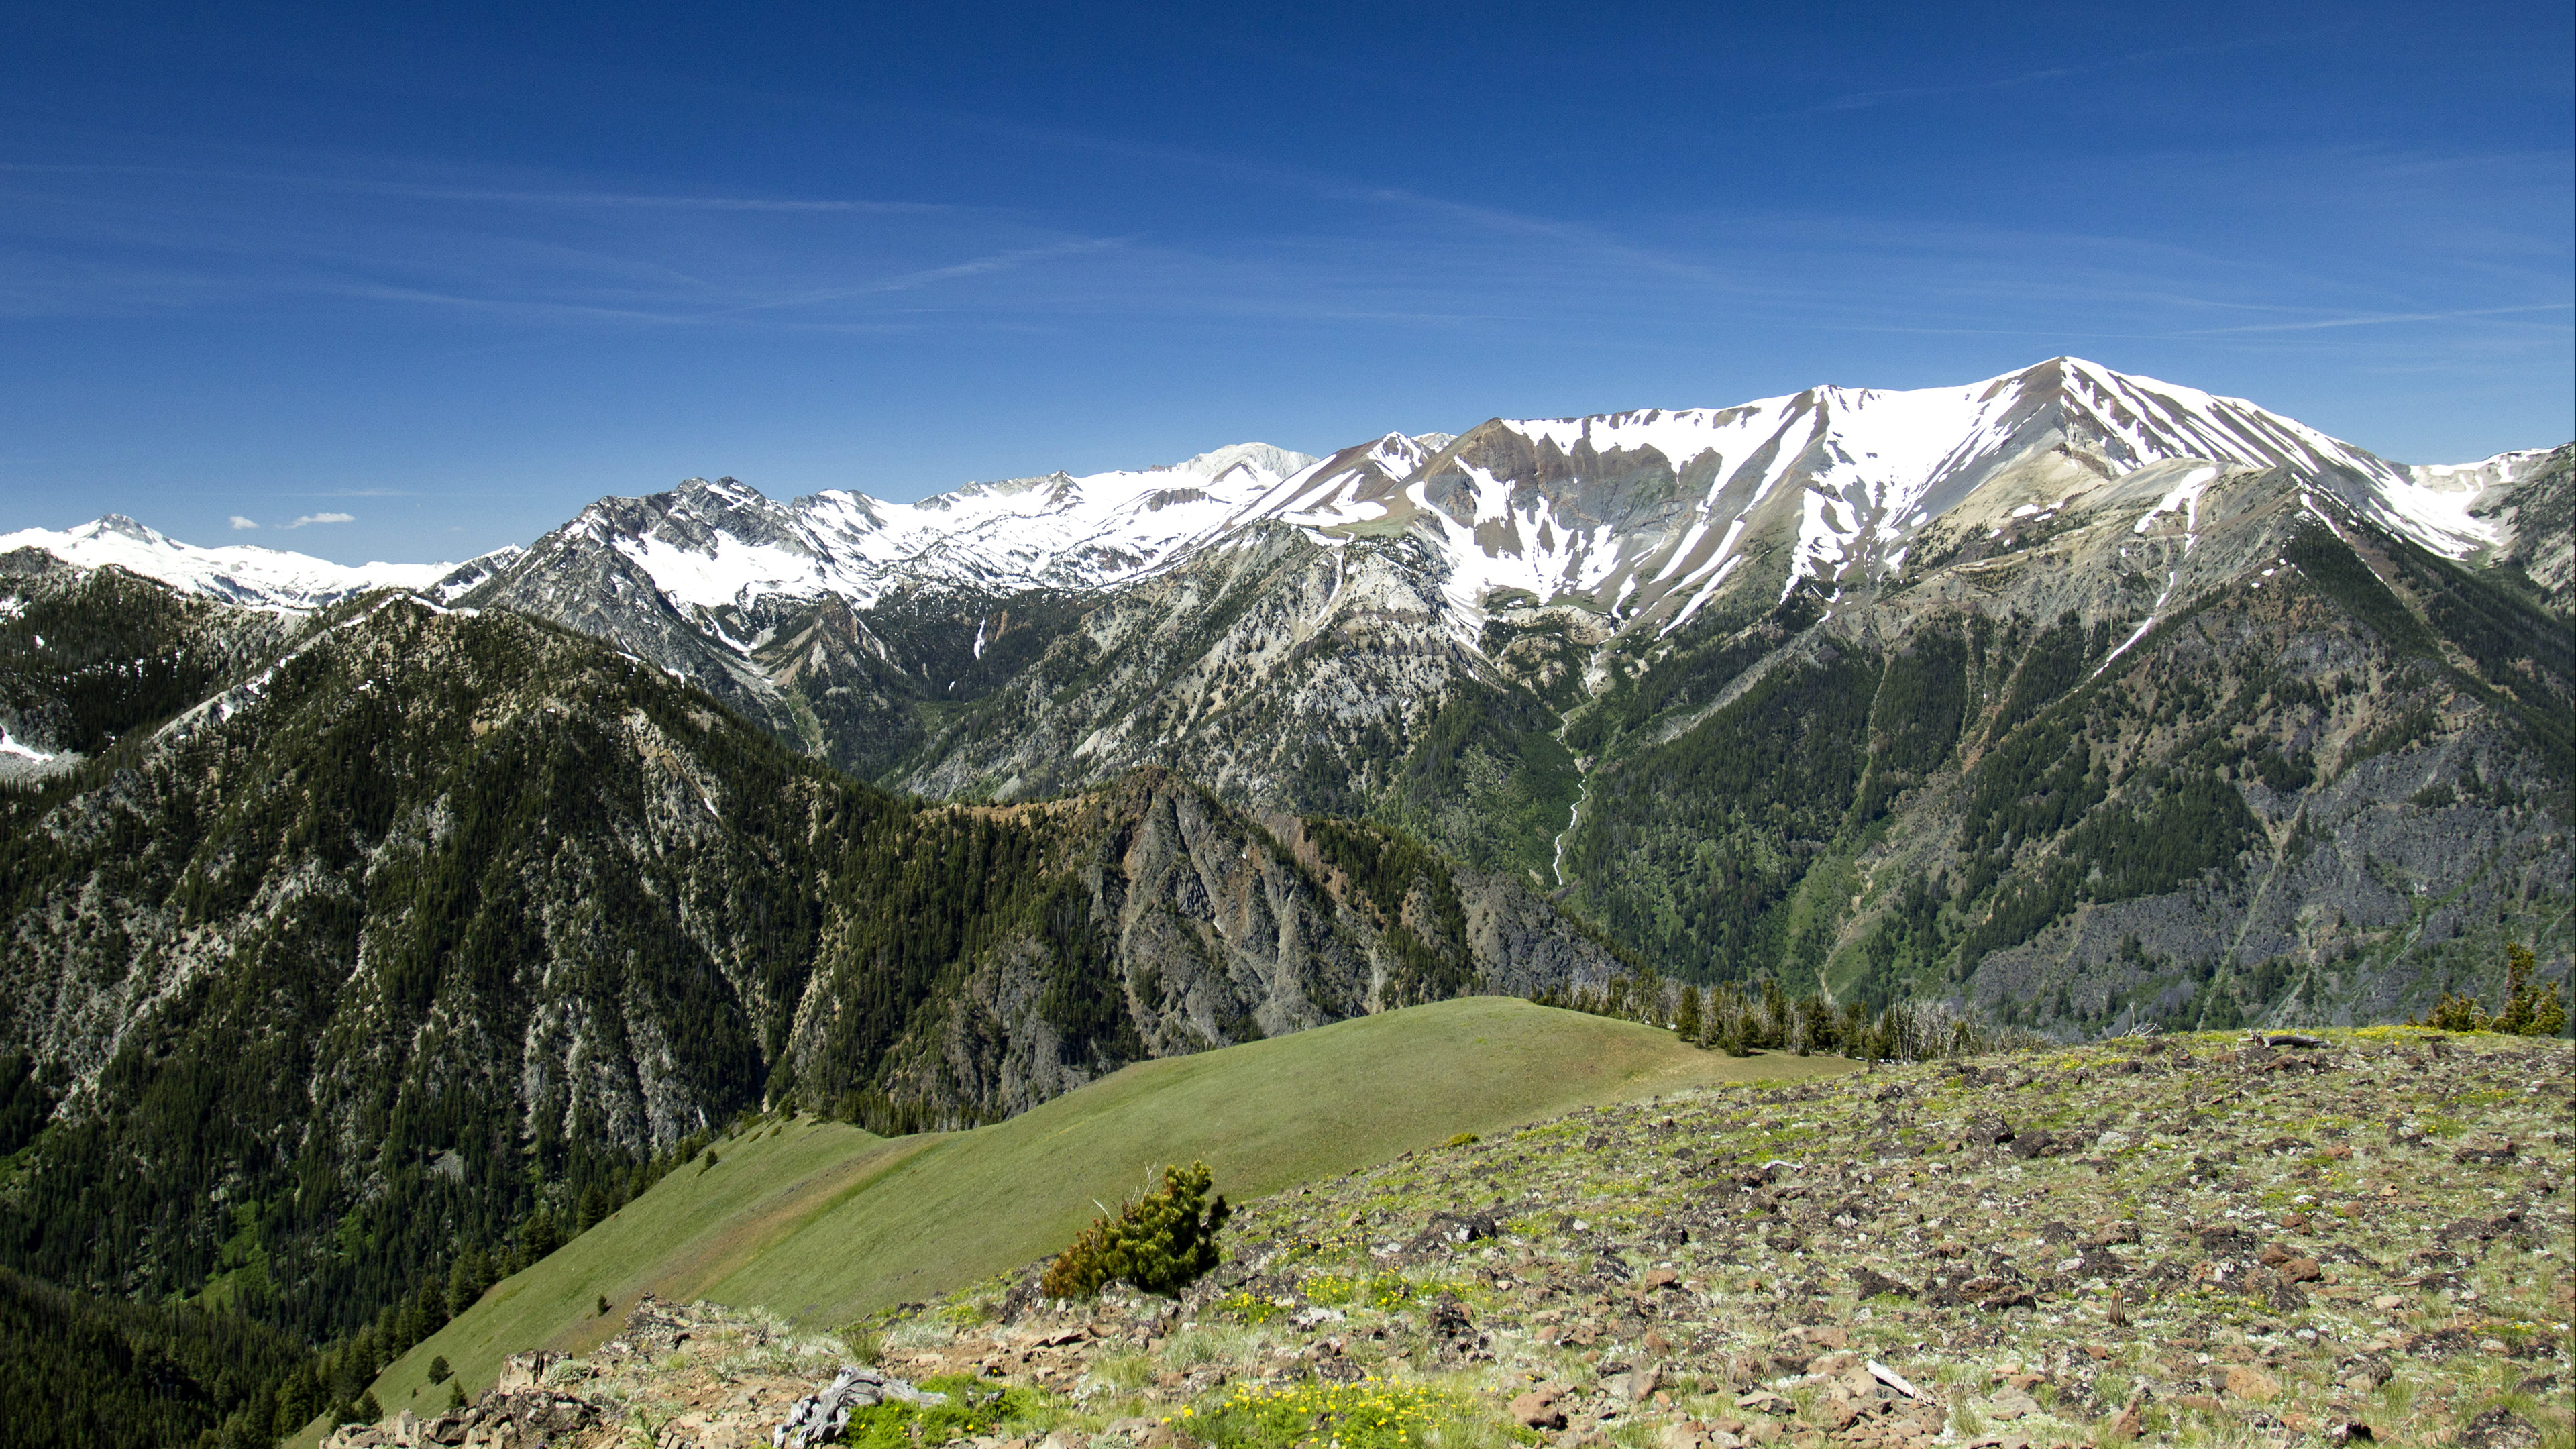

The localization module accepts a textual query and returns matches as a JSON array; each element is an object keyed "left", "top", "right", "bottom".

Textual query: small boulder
[
  {"left": 2453, "top": 1136, "right": 2516, "bottom": 1166},
  {"left": 1984, "top": 1389, "right": 2041, "bottom": 1421},
  {"left": 1513, "top": 1391, "right": 1568, "bottom": 1430},
  {"left": 1851, "top": 1267, "right": 1915, "bottom": 1300},
  {"left": 2222, "top": 1365, "right": 2281, "bottom": 1403},
  {"left": 2007, "top": 1130, "right": 2061, "bottom": 1161}
]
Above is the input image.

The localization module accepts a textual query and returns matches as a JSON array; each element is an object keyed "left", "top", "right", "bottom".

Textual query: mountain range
[
  {"left": 3, "top": 354, "right": 2569, "bottom": 1442},
  {"left": 11, "top": 358, "right": 2567, "bottom": 1013}
]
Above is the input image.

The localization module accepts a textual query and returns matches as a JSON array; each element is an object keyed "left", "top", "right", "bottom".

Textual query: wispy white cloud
[
  {"left": 1800, "top": 30, "right": 2349, "bottom": 114},
  {"left": 280, "top": 511, "right": 354, "bottom": 528},
  {"left": 706, "top": 238, "right": 1129, "bottom": 319},
  {"left": 2184, "top": 303, "right": 2574, "bottom": 335},
  {"left": 0, "top": 162, "right": 955, "bottom": 214},
  {"left": 228, "top": 515, "right": 258, "bottom": 530}
]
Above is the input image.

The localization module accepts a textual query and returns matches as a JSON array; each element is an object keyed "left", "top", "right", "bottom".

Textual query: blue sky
[{"left": 2, "top": 1, "right": 2569, "bottom": 565}]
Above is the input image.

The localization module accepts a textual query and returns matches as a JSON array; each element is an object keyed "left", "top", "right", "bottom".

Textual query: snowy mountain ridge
[
  {"left": 490, "top": 357, "right": 2542, "bottom": 660},
  {"left": 1238, "top": 358, "right": 2521, "bottom": 644},
  {"left": 6, "top": 360, "right": 2553, "bottom": 634}
]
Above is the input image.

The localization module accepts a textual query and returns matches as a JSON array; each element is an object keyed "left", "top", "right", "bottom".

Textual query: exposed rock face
[
  {"left": 453, "top": 476, "right": 1084, "bottom": 780},
  {"left": 903, "top": 448, "right": 2573, "bottom": 1031},
  {"left": 830, "top": 782, "right": 1625, "bottom": 1120}
]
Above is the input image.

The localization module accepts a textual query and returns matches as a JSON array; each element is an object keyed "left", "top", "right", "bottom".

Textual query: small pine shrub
[
  {"left": 2413, "top": 942, "right": 2567, "bottom": 1036},
  {"left": 447, "top": 1381, "right": 467, "bottom": 1410},
  {"left": 426, "top": 1354, "right": 451, "bottom": 1384},
  {"left": 1040, "top": 1161, "right": 1232, "bottom": 1299},
  {"left": 2418, "top": 991, "right": 2484, "bottom": 1032}
]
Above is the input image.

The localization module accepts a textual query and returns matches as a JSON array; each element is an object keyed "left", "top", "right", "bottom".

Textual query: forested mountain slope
[
  {"left": 896, "top": 452, "right": 2572, "bottom": 1033},
  {"left": 0, "top": 580, "right": 1617, "bottom": 1371},
  {"left": 1552, "top": 460, "right": 2574, "bottom": 1032}
]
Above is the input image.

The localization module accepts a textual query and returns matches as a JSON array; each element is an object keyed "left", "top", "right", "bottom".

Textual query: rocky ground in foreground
[{"left": 331, "top": 1028, "right": 2570, "bottom": 1449}]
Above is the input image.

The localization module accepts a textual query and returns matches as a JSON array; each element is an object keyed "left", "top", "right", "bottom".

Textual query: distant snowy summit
[{"left": 0, "top": 513, "right": 485, "bottom": 611}]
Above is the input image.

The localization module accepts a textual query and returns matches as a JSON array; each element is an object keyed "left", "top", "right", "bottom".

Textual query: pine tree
[
  {"left": 1039, "top": 1161, "right": 1232, "bottom": 1298},
  {"left": 1674, "top": 985, "right": 1703, "bottom": 1044}
]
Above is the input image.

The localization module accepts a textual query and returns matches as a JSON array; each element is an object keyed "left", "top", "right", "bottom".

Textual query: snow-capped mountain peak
[
  {"left": 1241, "top": 356, "right": 2530, "bottom": 640},
  {"left": 0, "top": 515, "right": 461, "bottom": 610},
  {"left": 1163, "top": 442, "right": 1321, "bottom": 485}
]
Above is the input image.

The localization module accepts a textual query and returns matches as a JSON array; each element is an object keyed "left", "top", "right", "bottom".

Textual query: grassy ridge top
[{"left": 353, "top": 998, "right": 1852, "bottom": 1431}]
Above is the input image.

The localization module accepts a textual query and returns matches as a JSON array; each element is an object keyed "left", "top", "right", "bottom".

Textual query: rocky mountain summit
[{"left": 327, "top": 1026, "right": 2568, "bottom": 1449}]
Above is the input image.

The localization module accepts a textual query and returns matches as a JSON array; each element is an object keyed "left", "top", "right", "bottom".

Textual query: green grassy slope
[{"left": 355, "top": 999, "right": 1851, "bottom": 1430}]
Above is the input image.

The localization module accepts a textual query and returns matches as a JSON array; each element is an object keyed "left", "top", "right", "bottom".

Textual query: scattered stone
[
  {"left": 1414, "top": 1212, "right": 1501, "bottom": 1250},
  {"left": 2457, "top": 1409, "right": 2542, "bottom": 1449},
  {"left": 1851, "top": 1267, "right": 1915, "bottom": 1300}
]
